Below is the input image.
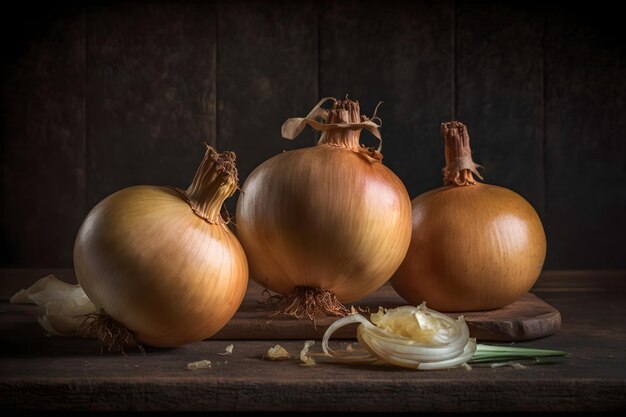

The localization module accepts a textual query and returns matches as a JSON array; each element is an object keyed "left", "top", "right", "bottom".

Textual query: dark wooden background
[{"left": 1, "top": 1, "right": 625, "bottom": 270}]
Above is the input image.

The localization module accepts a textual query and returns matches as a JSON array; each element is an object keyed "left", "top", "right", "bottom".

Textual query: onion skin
[
  {"left": 238, "top": 146, "right": 411, "bottom": 302},
  {"left": 74, "top": 148, "right": 248, "bottom": 347},
  {"left": 391, "top": 122, "right": 546, "bottom": 312},
  {"left": 392, "top": 183, "right": 546, "bottom": 311},
  {"left": 236, "top": 98, "right": 412, "bottom": 305}
]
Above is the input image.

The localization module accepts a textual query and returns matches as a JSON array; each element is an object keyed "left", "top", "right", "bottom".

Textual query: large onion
[
  {"left": 392, "top": 122, "right": 546, "bottom": 311},
  {"left": 74, "top": 146, "right": 248, "bottom": 348},
  {"left": 236, "top": 97, "right": 412, "bottom": 318}
]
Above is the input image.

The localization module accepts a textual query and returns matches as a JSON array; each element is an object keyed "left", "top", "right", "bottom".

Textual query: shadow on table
[{"left": 0, "top": 318, "right": 177, "bottom": 358}]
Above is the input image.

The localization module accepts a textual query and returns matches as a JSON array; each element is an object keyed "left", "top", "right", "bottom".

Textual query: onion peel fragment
[
  {"left": 10, "top": 274, "right": 97, "bottom": 336},
  {"left": 217, "top": 344, "right": 234, "bottom": 356},
  {"left": 264, "top": 345, "right": 291, "bottom": 360},
  {"left": 299, "top": 340, "right": 317, "bottom": 366},
  {"left": 186, "top": 360, "right": 212, "bottom": 370}
]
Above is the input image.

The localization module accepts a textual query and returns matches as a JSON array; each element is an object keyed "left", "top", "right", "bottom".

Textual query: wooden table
[{"left": 1, "top": 269, "right": 625, "bottom": 412}]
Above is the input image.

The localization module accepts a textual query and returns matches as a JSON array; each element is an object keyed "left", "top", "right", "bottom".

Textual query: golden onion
[
  {"left": 236, "top": 97, "right": 412, "bottom": 319},
  {"left": 392, "top": 121, "right": 546, "bottom": 311},
  {"left": 74, "top": 146, "right": 248, "bottom": 348}
]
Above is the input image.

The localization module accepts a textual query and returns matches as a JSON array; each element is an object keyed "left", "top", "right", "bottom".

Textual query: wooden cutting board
[{"left": 214, "top": 282, "right": 561, "bottom": 342}]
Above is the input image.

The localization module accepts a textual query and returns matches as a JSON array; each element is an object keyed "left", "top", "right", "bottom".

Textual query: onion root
[
  {"left": 266, "top": 287, "right": 349, "bottom": 322},
  {"left": 79, "top": 310, "right": 144, "bottom": 354}
]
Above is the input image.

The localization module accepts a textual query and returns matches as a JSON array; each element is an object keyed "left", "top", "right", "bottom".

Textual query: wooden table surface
[{"left": 1, "top": 269, "right": 625, "bottom": 412}]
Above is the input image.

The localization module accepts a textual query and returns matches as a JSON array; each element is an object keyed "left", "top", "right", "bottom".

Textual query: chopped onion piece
[
  {"left": 322, "top": 304, "right": 476, "bottom": 370},
  {"left": 300, "top": 340, "right": 316, "bottom": 366},
  {"left": 265, "top": 345, "right": 291, "bottom": 360},
  {"left": 218, "top": 344, "right": 234, "bottom": 355},
  {"left": 186, "top": 359, "right": 212, "bottom": 370},
  {"left": 10, "top": 275, "right": 97, "bottom": 336}
]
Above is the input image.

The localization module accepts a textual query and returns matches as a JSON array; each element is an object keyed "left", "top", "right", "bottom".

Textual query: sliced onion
[
  {"left": 322, "top": 304, "right": 476, "bottom": 370},
  {"left": 321, "top": 315, "right": 379, "bottom": 364}
]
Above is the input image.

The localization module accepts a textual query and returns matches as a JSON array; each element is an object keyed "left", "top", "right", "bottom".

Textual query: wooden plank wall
[
  {"left": 2, "top": 1, "right": 625, "bottom": 269},
  {"left": 2, "top": 9, "right": 86, "bottom": 266},
  {"left": 86, "top": 3, "right": 218, "bottom": 209}
]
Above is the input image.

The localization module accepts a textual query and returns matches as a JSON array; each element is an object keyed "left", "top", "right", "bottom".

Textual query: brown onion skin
[
  {"left": 236, "top": 145, "right": 412, "bottom": 303},
  {"left": 74, "top": 185, "right": 248, "bottom": 347},
  {"left": 391, "top": 182, "right": 546, "bottom": 312}
]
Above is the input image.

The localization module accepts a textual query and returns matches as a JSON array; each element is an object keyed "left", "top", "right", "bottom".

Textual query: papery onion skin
[
  {"left": 236, "top": 97, "right": 412, "bottom": 304},
  {"left": 74, "top": 147, "right": 248, "bottom": 347},
  {"left": 392, "top": 122, "right": 546, "bottom": 312}
]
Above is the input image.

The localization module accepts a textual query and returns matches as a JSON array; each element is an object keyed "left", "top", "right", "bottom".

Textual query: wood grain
[
  {"left": 212, "top": 282, "right": 560, "bottom": 341},
  {"left": 455, "top": 2, "right": 545, "bottom": 216},
  {"left": 86, "top": 3, "right": 217, "bottom": 209},
  {"left": 319, "top": 0, "right": 455, "bottom": 199},
  {"left": 544, "top": 8, "right": 626, "bottom": 269},
  {"left": 1, "top": 12, "right": 86, "bottom": 267},
  {"left": 0, "top": 268, "right": 559, "bottom": 342},
  {"left": 0, "top": 270, "right": 624, "bottom": 412}
]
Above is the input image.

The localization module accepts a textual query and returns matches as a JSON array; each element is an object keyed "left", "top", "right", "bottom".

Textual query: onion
[
  {"left": 322, "top": 304, "right": 476, "bottom": 370},
  {"left": 392, "top": 121, "right": 546, "bottom": 311},
  {"left": 322, "top": 304, "right": 566, "bottom": 371},
  {"left": 74, "top": 146, "right": 248, "bottom": 348},
  {"left": 235, "top": 97, "right": 412, "bottom": 319}
]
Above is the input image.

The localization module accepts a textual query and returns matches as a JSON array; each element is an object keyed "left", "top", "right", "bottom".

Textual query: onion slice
[
  {"left": 322, "top": 303, "right": 476, "bottom": 370},
  {"left": 322, "top": 315, "right": 380, "bottom": 364}
]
